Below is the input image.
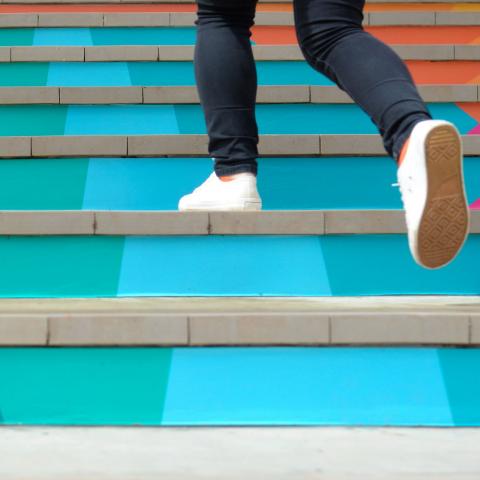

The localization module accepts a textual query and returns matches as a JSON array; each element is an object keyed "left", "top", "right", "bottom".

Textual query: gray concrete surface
[
  {"left": 0, "top": 296, "right": 479, "bottom": 315},
  {"left": 0, "top": 427, "right": 479, "bottom": 479}
]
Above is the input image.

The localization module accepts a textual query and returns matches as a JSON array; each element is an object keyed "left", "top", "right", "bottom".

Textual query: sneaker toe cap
[{"left": 178, "top": 194, "right": 193, "bottom": 211}]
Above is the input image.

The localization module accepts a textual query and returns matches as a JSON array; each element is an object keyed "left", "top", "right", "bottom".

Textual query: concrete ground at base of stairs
[{"left": 0, "top": 427, "right": 479, "bottom": 480}]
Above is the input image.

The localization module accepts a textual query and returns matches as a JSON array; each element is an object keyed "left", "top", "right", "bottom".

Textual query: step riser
[
  {"left": 2, "top": 61, "right": 478, "bottom": 87},
  {"left": 0, "top": 157, "right": 478, "bottom": 211},
  {"left": 1, "top": 26, "right": 479, "bottom": 48},
  {"left": 0, "top": 347, "right": 479, "bottom": 426},
  {"left": 0, "top": 235, "right": 478, "bottom": 297}
]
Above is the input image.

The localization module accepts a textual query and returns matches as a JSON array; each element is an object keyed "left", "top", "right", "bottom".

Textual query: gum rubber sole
[
  {"left": 180, "top": 201, "right": 262, "bottom": 212},
  {"left": 417, "top": 124, "right": 469, "bottom": 269}
]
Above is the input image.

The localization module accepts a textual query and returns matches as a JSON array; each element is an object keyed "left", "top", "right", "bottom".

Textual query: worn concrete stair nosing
[
  {"left": 0, "top": 210, "right": 478, "bottom": 236},
  {"left": 2, "top": 45, "right": 480, "bottom": 62},
  {"left": 3, "top": 0, "right": 479, "bottom": 3},
  {"left": 0, "top": 134, "right": 475, "bottom": 158},
  {"left": 0, "top": 11, "right": 479, "bottom": 28},
  {"left": 2, "top": 0, "right": 479, "bottom": 3},
  {"left": 0, "top": 296, "right": 479, "bottom": 346},
  {"left": 0, "top": 85, "right": 476, "bottom": 105}
]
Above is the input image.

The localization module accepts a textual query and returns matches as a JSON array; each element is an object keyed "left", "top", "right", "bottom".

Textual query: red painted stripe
[
  {"left": 407, "top": 61, "right": 480, "bottom": 84},
  {"left": 252, "top": 26, "right": 480, "bottom": 45},
  {"left": 251, "top": 26, "right": 480, "bottom": 45}
]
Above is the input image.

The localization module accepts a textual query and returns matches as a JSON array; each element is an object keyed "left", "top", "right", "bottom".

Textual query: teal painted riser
[
  {"left": 0, "top": 104, "right": 476, "bottom": 136},
  {"left": 0, "top": 235, "right": 478, "bottom": 297},
  {"left": 1, "top": 157, "right": 479, "bottom": 210},
  {"left": 1, "top": 347, "right": 479, "bottom": 426},
  {"left": 0, "top": 62, "right": 334, "bottom": 87},
  {"left": 0, "top": 27, "right": 199, "bottom": 47}
]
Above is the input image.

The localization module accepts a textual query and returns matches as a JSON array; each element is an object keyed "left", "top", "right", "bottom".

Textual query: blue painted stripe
[
  {"left": 82, "top": 156, "right": 480, "bottom": 211},
  {"left": 34, "top": 28, "right": 93, "bottom": 46},
  {"left": 116, "top": 235, "right": 480, "bottom": 296},
  {"left": 47, "top": 62, "right": 131, "bottom": 87},
  {"left": 43, "top": 61, "right": 334, "bottom": 87},
  {"left": 163, "top": 347, "right": 453, "bottom": 425},
  {"left": 49, "top": 103, "right": 478, "bottom": 136},
  {"left": 4, "top": 347, "right": 479, "bottom": 426},
  {"left": 65, "top": 105, "right": 179, "bottom": 135},
  {"left": 118, "top": 236, "right": 332, "bottom": 296}
]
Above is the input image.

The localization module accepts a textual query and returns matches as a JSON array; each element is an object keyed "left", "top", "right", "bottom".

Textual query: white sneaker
[
  {"left": 395, "top": 119, "right": 470, "bottom": 269},
  {"left": 178, "top": 171, "right": 262, "bottom": 211}
]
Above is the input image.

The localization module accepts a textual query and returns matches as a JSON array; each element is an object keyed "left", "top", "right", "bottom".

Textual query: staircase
[{"left": 0, "top": 0, "right": 480, "bottom": 456}]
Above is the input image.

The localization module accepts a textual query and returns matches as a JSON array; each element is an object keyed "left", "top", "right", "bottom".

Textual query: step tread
[
  {"left": 1, "top": 295, "right": 478, "bottom": 314},
  {"left": 0, "top": 85, "right": 477, "bottom": 105},
  {"left": 1, "top": 133, "right": 479, "bottom": 158},
  {"left": 2, "top": 44, "right": 478, "bottom": 62},
  {"left": 0, "top": 426, "right": 478, "bottom": 480},
  {"left": 1, "top": 296, "right": 479, "bottom": 346},
  {"left": 0, "top": 209, "right": 478, "bottom": 235},
  {"left": 0, "top": 10, "right": 479, "bottom": 27}
]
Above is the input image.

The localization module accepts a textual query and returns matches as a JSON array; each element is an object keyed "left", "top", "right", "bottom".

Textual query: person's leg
[
  {"left": 293, "top": 0, "right": 432, "bottom": 162},
  {"left": 292, "top": 0, "right": 469, "bottom": 269},
  {"left": 194, "top": 0, "right": 259, "bottom": 176}
]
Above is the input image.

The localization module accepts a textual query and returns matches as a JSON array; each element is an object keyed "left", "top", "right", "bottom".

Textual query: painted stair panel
[
  {"left": 0, "top": 26, "right": 479, "bottom": 47},
  {"left": 0, "top": 61, "right": 479, "bottom": 86},
  {"left": 0, "top": 347, "right": 479, "bottom": 425},
  {"left": 0, "top": 156, "right": 479, "bottom": 211},
  {"left": 0, "top": 103, "right": 477, "bottom": 136},
  {"left": 0, "top": 234, "right": 478, "bottom": 296}
]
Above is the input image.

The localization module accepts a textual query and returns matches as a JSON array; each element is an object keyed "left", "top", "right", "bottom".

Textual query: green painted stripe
[
  {"left": 0, "top": 28, "right": 34, "bottom": 47},
  {"left": 0, "top": 348, "right": 173, "bottom": 425},
  {"left": 0, "top": 105, "right": 67, "bottom": 136},
  {"left": 0, "top": 236, "right": 125, "bottom": 297},
  {"left": 0, "top": 158, "right": 89, "bottom": 210},
  {"left": 0, "top": 63, "right": 48, "bottom": 87}
]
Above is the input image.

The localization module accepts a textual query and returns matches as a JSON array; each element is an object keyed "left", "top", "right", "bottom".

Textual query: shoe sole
[
  {"left": 180, "top": 201, "right": 262, "bottom": 212},
  {"left": 417, "top": 124, "right": 470, "bottom": 269}
]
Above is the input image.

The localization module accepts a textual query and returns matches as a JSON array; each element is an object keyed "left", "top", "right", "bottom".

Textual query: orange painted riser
[
  {"left": 251, "top": 26, "right": 480, "bottom": 45},
  {"left": 0, "top": 3, "right": 479, "bottom": 13}
]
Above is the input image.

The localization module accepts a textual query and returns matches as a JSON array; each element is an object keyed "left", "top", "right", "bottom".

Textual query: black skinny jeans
[{"left": 194, "top": 0, "right": 433, "bottom": 176}]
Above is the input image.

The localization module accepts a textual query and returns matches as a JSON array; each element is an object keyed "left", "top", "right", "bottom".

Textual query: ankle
[
  {"left": 217, "top": 172, "right": 256, "bottom": 182},
  {"left": 397, "top": 136, "right": 410, "bottom": 167}
]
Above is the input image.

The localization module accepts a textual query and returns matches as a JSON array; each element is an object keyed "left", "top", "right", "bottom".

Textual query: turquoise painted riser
[
  {"left": 0, "top": 235, "right": 478, "bottom": 297},
  {"left": 1, "top": 347, "right": 479, "bottom": 426},
  {"left": 0, "top": 157, "right": 479, "bottom": 211},
  {"left": 0, "top": 104, "right": 476, "bottom": 137}
]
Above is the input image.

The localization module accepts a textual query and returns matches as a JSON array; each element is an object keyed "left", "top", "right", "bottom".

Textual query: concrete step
[
  {"left": 2, "top": 44, "right": 479, "bottom": 62},
  {"left": 2, "top": 0, "right": 479, "bottom": 3},
  {"left": 0, "top": 84, "right": 477, "bottom": 105},
  {"left": 0, "top": 295, "right": 479, "bottom": 346},
  {"left": 0, "top": 60, "right": 477, "bottom": 88},
  {"left": 0, "top": 25, "right": 477, "bottom": 49},
  {"left": 0, "top": 156, "right": 478, "bottom": 211},
  {"left": 0, "top": 10, "right": 479, "bottom": 27},
  {"left": 1, "top": 133, "right": 479, "bottom": 158},
  {"left": 0, "top": 426, "right": 478, "bottom": 480},
  {"left": 0, "top": 209, "right": 478, "bottom": 236},
  {"left": 0, "top": 345, "right": 479, "bottom": 425}
]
